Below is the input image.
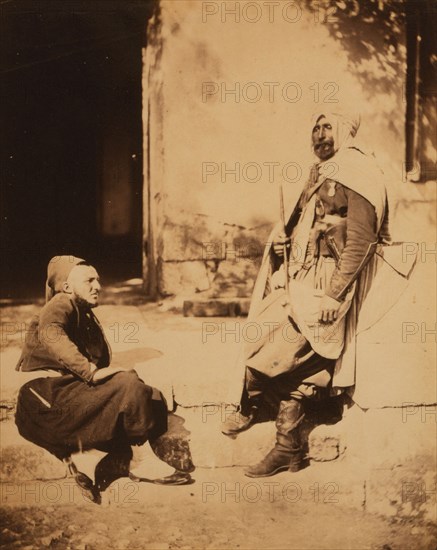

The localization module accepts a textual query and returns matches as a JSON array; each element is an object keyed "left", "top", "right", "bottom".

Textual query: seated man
[
  {"left": 223, "top": 111, "right": 392, "bottom": 477},
  {"left": 15, "top": 255, "right": 191, "bottom": 502}
]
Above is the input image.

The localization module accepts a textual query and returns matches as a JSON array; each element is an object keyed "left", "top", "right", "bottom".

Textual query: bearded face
[
  {"left": 312, "top": 116, "right": 335, "bottom": 161},
  {"left": 64, "top": 265, "right": 101, "bottom": 308}
]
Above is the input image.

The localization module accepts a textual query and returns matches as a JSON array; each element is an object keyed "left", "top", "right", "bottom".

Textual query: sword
[{"left": 279, "top": 183, "right": 289, "bottom": 297}]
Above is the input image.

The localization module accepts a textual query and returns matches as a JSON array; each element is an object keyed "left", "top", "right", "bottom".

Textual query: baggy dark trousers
[
  {"left": 15, "top": 370, "right": 168, "bottom": 460},
  {"left": 242, "top": 354, "right": 335, "bottom": 420}
]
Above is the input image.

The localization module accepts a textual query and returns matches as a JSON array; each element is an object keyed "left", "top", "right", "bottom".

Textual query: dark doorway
[{"left": 1, "top": 0, "right": 156, "bottom": 299}]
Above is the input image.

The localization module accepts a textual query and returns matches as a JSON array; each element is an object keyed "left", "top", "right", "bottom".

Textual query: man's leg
[
  {"left": 221, "top": 367, "right": 269, "bottom": 437},
  {"left": 244, "top": 395, "right": 305, "bottom": 477},
  {"left": 129, "top": 388, "right": 192, "bottom": 485},
  {"left": 243, "top": 358, "right": 335, "bottom": 477}
]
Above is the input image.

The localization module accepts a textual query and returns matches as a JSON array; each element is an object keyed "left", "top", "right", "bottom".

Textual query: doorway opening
[{"left": 1, "top": 0, "right": 156, "bottom": 299}]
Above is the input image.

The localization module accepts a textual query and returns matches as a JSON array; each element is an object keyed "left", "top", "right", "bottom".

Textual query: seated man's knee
[{"left": 114, "top": 369, "right": 141, "bottom": 387}]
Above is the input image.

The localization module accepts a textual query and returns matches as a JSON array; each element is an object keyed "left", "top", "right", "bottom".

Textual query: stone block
[
  {"left": 178, "top": 405, "right": 275, "bottom": 468},
  {"left": 308, "top": 424, "right": 345, "bottom": 462},
  {"left": 1, "top": 421, "right": 66, "bottom": 483},
  {"left": 160, "top": 213, "right": 269, "bottom": 263},
  {"left": 183, "top": 298, "right": 251, "bottom": 317},
  {"left": 222, "top": 226, "right": 267, "bottom": 263},
  {"left": 158, "top": 261, "right": 211, "bottom": 296},
  {"left": 158, "top": 215, "right": 268, "bottom": 298},
  {"left": 171, "top": 404, "right": 343, "bottom": 469},
  {"left": 161, "top": 214, "right": 227, "bottom": 262},
  {"left": 183, "top": 299, "right": 231, "bottom": 317},
  {"left": 342, "top": 405, "right": 437, "bottom": 467},
  {"left": 209, "top": 258, "right": 260, "bottom": 298},
  {"left": 328, "top": 405, "right": 436, "bottom": 522},
  {"left": 168, "top": 330, "right": 241, "bottom": 407},
  {"left": 351, "top": 252, "right": 436, "bottom": 409}
]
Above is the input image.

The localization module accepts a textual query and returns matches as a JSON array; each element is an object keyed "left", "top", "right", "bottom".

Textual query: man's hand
[
  {"left": 272, "top": 232, "right": 291, "bottom": 257},
  {"left": 318, "top": 295, "right": 341, "bottom": 324},
  {"left": 92, "top": 366, "right": 126, "bottom": 383}
]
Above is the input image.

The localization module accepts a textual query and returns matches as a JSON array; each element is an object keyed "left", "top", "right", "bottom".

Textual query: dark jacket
[
  {"left": 16, "top": 293, "right": 111, "bottom": 383},
  {"left": 280, "top": 178, "right": 379, "bottom": 301},
  {"left": 316, "top": 179, "right": 378, "bottom": 300}
]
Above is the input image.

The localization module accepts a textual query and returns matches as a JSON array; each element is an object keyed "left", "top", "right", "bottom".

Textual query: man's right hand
[
  {"left": 92, "top": 366, "right": 126, "bottom": 383},
  {"left": 272, "top": 232, "right": 291, "bottom": 257}
]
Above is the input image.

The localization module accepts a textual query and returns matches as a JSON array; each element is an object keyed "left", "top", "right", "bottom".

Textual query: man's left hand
[{"left": 319, "top": 295, "right": 341, "bottom": 324}]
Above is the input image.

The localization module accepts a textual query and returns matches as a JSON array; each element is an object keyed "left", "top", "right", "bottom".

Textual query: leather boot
[
  {"left": 244, "top": 399, "right": 305, "bottom": 478},
  {"left": 221, "top": 403, "right": 260, "bottom": 438},
  {"left": 221, "top": 410, "right": 256, "bottom": 438}
]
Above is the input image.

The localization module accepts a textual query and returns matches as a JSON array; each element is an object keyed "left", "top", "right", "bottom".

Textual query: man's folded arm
[
  {"left": 38, "top": 300, "right": 97, "bottom": 383},
  {"left": 326, "top": 186, "right": 378, "bottom": 301}
]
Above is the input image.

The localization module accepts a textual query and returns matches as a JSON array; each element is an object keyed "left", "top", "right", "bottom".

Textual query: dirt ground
[{"left": 1, "top": 466, "right": 436, "bottom": 550}]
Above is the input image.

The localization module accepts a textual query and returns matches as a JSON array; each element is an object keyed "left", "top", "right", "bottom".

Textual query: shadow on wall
[
  {"left": 305, "top": 0, "right": 407, "bottom": 162},
  {"left": 306, "top": 0, "right": 406, "bottom": 97}
]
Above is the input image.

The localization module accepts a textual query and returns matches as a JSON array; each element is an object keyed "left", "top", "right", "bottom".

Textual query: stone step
[
  {"left": 177, "top": 400, "right": 344, "bottom": 468},
  {"left": 183, "top": 298, "right": 250, "bottom": 317},
  {"left": 1, "top": 420, "right": 66, "bottom": 482},
  {"left": 0, "top": 401, "right": 343, "bottom": 483}
]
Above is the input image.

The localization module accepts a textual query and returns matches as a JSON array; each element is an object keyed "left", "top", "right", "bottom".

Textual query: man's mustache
[{"left": 314, "top": 139, "right": 334, "bottom": 149}]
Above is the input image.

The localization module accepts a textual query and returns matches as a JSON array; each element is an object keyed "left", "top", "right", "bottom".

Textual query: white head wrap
[{"left": 311, "top": 110, "right": 361, "bottom": 154}]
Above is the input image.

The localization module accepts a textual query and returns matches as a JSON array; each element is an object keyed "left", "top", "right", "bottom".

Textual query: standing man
[
  {"left": 15, "top": 256, "right": 191, "bottom": 503},
  {"left": 223, "top": 111, "right": 393, "bottom": 478}
]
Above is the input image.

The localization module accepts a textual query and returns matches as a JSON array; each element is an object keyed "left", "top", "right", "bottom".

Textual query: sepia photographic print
[{"left": 1, "top": 0, "right": 436, "bottom": 549}]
